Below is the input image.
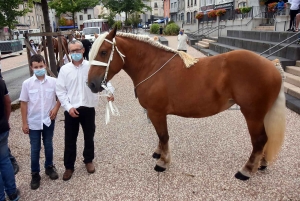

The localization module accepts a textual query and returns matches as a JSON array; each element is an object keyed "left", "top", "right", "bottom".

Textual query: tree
[
  {"left": 101, "top": 0, "right": 151, "bottom": 23},
  {"left": 40, "top": 0, "right": 57, "bottom": 76},
  {"left": 0, "top": 0, "right": 34, "bottom": 39},
  {"left": 102, "top": 11, "right": 116, "bottom": 28},
  {"left": 48, "top": 0, "right": 99, "bottom": 29}
]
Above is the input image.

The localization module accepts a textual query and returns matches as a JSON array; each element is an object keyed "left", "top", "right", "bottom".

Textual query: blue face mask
[
  {"left": 34, "top": 68, "right": 46, "bottom": 77},
  {"left": 71, "top": 53, "right": 83, "bottom": 61},
  {"left": 179, "top": 31, "right": 183, "bottom": 35}
]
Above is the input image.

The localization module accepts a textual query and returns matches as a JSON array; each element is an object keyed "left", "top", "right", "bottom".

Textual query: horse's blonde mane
[
  {"left": 89, "top": 32, "right": 198, "bottom": 68},
  {"left": 271, "top": 59, "right": 285, "bottom": 81}
]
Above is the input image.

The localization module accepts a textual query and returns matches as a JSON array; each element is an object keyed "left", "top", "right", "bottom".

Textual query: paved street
[{"left": 3, "top": 32, "right": 300, "bottom": 200}]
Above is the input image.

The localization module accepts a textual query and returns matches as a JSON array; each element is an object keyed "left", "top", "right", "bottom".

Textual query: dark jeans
[
  {"left": 64, "top": 107, "right": 95, "bottom": 170},
  {"left": 0, "top": 131, "right": 17, "bottom": 200},
  {"left": 29, "top": 121, "right": 55, "bottom": 173}
]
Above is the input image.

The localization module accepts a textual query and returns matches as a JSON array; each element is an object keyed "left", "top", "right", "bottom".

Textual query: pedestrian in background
[
  {"left": 287, "top": 0, "right": 300, "bottom": 31},
  {"left": 159, "top": 26, "right": 163, "bottom": 36},
  {"left": 0, "top": 79, "right": 20, "bottom": 201},
  {"left": 29, "top": 39, "right": 39, "bottom": 56},
  {"left": 177, "top": 28, "right": 189, "bottom": 53},
  {"left": 19, "top": 54, "right": 60, "bottom": 190},
  {"left": 81, "top": 35, "right": 92, "bottom": 60}
]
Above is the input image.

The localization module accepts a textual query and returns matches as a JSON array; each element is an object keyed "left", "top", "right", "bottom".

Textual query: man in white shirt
[
  {"left": 56, "top": 40, "right": 115, "bottom": 181},
  {"left": 29, "top": 39, "right": 38, "bottom": 56},
  {"left": 19, "top": 54, "right": 60, "bottom": 190},
  {"left": 177, "top": 28, "right": 189, "bottom": 53}
]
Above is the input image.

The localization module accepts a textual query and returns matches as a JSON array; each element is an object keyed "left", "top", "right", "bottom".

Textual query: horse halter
[{"left": 90, "top": 38, "right": 125, "bottom": 86}]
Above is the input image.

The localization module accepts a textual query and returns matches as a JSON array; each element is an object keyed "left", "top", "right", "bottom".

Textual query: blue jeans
[
  {"left": 0, "top": 131, "right": 17, "bottom": 200},
  {"left": 29, "top": 121, "right": 55, "bottom": 173}
]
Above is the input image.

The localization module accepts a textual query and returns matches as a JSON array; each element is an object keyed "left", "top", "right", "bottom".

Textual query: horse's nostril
[{"left": 90, "top": 82, "right": 96, "bottom": 89}]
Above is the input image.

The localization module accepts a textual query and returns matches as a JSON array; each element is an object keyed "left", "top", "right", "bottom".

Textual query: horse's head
[{"left": 88, "top": 27, "right": 125, "bottom": 93}]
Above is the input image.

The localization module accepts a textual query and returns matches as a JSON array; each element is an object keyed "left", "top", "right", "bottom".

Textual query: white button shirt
[
  {"left": 19, "top": 75, "right": 57, "bottom": 130},
  {"left": 56, "top": 60, "right": 99, "bottom": 112}
]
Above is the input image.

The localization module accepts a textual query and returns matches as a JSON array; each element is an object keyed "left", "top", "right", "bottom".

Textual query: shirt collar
[
  {"left": 72, "top": 59, "right": 86, "bottom": 68},
  {"left": 33, "top": 74, "right": 48, "bottom": 83}
]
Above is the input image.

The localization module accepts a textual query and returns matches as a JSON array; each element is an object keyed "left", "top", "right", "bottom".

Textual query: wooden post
[
  {"left": 24, "top": 33, "right": 33, "bottom": 76},
  {"left": 57, "top": 35, "right": 64, "bottom": 68},
  {"left": 42, "top": 36, "right": 49, "bottom": 68}
]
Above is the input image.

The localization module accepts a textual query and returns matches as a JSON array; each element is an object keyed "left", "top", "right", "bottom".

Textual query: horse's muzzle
[{"left": 88, "top": 78, "right": 104, "bottom": 93}]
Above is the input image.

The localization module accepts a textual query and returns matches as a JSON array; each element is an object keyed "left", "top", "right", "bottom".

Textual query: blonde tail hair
[{"left": 263, "top": 83, "right": 286, "bottom": 163}]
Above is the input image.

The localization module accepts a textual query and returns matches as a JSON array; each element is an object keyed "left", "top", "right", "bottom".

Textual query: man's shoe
[
  {"left": 11, "top": 160, "right": 19, "bottom": 175},
  {"left": 45, "top": 165, "right": 59, "bottom": 180},
  {"left": 30, "top": 173, "right": 41, "bottom": 190},
  {"left": 63, "top": 169, "right": 74, "bottom": 181},
  {"left": 85, "top": 162, "right": 95, "bottom": 173},
  {"left": 8, "top": 189, "right": 20, "bottom": 201}
]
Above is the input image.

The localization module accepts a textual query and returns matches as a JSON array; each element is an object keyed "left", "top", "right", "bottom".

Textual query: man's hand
[
  {"left": 107, "top": 95, "right": 114, "bottom": 102},
  {"left": 22, "top": 124, "right": 29, "bottom": 134},
  {"left": 49, "top": 108, "right": 58, "bottom": 120},
  {"left": 69, "top": 108, "right": 79, "bottom": 118}
]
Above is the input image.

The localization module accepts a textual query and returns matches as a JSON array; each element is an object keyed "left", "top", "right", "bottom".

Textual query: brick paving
[{"left": 1, "top": 49, "right": 28, "bottom": 72}]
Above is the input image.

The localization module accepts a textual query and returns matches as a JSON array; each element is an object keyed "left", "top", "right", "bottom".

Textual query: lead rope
[
  {"left": 98, "top": 84, "right": 120, "bottom": 125},
  {"left": 134, "top": 53, "right": 178, "bottom": 90}
]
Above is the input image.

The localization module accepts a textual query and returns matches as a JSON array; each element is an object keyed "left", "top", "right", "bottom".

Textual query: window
[
  {"left": 187, "top": 12, "right": 190, "bottom": 23},
  {"left": 84, "top": 8, "right": 87, "bottom": 14},
  {"left": 154, "top": 3, "right": 158, "bottom": 8},
  {"left": 188, "top": 0, "right": 189, "bottom": 6},
  {"left": 20, "top": 5, "right": 23, "bottom": 9},
  {"left": 80, "top": 15, "right": 83, "bottom": 20},
  {"left": 238, "top": 2, "right": 247, "bottom": 8},
  {"left": 171, "top": 3, "right": 173, "bottom": 8},
  {"left": 32, "top": 16, "right": 35, "bottom": 25},
  {"left": 24, "top": 3, "right": 27, "bottom": 8},
  {"left": 28, "top": 16, "right": 31, "bottom": 25},
  {"left": 88, "top": 14, "right": 91, "bottom": 20},
  {"left": 175, "top": 2, "right": 177, "bottom": 8},
  {"left": 195, "top": 0, "right": 197, "bottom": 5}
]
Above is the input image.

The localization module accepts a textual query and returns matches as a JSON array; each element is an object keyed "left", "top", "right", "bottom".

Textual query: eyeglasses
[{"left": 69, "top": 48, "right": 83, "bottom": 54}]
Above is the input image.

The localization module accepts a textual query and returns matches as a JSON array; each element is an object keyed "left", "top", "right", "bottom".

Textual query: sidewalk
[
  {"left": 6, "top": 34, "right": 300, "bottom": 201},
  {"left": 1, "top": 49, "right": 28, "bottom": 72}
]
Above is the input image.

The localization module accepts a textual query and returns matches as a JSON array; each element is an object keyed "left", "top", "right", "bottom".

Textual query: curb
[{"left": 2, "top": 63, "right": 28, "bottom": 74}]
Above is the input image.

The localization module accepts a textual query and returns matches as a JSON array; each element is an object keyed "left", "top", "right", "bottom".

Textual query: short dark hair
[{"left": 30, "top": 54, "right": 46, "bottom": 66}]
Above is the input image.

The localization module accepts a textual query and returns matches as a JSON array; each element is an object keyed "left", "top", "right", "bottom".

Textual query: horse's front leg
[{"left": 147, "top": 110, "right": 170, "bottom": 172}]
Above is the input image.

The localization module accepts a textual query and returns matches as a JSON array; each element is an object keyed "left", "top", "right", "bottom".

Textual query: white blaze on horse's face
[{"left": 88, "top": 32, "right": 125, "bottom": 93}]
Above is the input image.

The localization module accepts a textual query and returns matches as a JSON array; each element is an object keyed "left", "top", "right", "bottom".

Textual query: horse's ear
[{"left": 107, "top": 27, "right": 117, "bottom": 40}]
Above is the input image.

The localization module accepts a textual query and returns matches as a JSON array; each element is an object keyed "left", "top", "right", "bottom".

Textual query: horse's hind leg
[
  {"left": 235, "top": 113, "right": 268, "bottom": 180},
  {"left": 147, "top": 110, "right": 170, "bottom": 172}
]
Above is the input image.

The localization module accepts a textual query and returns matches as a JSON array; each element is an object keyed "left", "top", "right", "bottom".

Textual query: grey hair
[{"left": 68, "top": 40, "right": 83, "bottom": 50}]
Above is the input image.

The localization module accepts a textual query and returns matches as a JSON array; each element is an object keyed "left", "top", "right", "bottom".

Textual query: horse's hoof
[
  {"left": 154, "top": 165, "right": 166, "bottom": 172},
  {"left": 258, "top": 166, "right": 267, "bottom": 171},
  {"left": 152, "top": 152, "right": 161, "bottom": 159},
  {"left": 234, "top": 171, "right": 250, "bottom": 180}
]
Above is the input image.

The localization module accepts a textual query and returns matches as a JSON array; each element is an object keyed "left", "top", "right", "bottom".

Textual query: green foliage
[
  {"left": 100, "top": 0, "right": 151, "bottom": 21},
  {"left": 150, "top": 23, "right": 160, "bottom": 34},
  {"left": 128, "top": 12, "right": 141, "bottom": 27},
  {"left": 58, "top": 18, "right": 67, "bottom": 26},
  {"left": 0, "top": 0, "right": 36, "bottom": 38},
  {"left": 48, "top": 0, "right": 99, "bottom": 26},
  {"left": 164, "top": 23, "right": 180, "bottom": 36},
  {"left": 113, "top": 21, "right": 122, "bottom": 30},
  {"left": 240, "top": 7, "right": 252, "bottom": 14},
  {"left": 103, "top": 11, "right": 116, "bottom": 28},
  {"left": 167, "top": 20, "right": 175, "bottom": 25}
]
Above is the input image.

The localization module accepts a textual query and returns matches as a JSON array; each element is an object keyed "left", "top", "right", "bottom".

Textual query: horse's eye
[{"left": 101, "top": 51, "right": 107, "bottom": 56}]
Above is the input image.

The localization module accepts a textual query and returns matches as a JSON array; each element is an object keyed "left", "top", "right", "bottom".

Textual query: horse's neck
[{"left": 118, "top": 37, "right": 166, "bottom": 85}]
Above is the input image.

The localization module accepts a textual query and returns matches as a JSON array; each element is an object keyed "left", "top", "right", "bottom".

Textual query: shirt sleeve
[
  {"left": 55, "top": 70, "right": 73, "bottom": 112},
  {"left": 19, "top": 81, "right": 29, "bottom": 102}
]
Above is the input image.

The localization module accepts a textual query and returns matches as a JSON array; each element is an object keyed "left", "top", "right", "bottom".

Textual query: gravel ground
[{"left": 7, "top": 36, "right": 300, "bottom": 201}]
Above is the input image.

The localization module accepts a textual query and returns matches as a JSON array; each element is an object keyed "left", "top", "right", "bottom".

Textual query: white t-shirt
[{"left": 177, "top": 34, "right": 188, "bottom": 51}]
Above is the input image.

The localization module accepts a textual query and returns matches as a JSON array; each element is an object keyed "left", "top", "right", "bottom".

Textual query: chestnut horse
[
  {"left": 39, "top": 36, "right": 69, "bottom": 62},
  {"left": 87, "top": 28, "right": 286, "bottom": 180}
]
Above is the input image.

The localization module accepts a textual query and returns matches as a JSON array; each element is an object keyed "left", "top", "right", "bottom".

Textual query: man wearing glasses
[{"left": 56, "top": 40, "right": 114, "bottom": 181}]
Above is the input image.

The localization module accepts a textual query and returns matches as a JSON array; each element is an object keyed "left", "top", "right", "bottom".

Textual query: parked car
[{"left": 137, "top": 23, "right": 143, "bottom": 28}]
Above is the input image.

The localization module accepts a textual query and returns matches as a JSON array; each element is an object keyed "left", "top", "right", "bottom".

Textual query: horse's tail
[{"left": 263, "top": 80, "right": 286, "bottom": 163}]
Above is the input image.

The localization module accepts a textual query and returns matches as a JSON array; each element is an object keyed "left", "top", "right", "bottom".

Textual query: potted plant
[
  {"left": 240, "top": 7, "right": 252, "bottom": 14},
  {"left": 207, "top": 10, "right": 217, "bottom": 18},
  {"left": 235, "top": 8, "right": 241, "bottom": 14},
  {"left": 195, "top": 12, "right": 204, "bottom": 19},
  {"left": 216, "top": 9, "right": 226, "bottom": 16}
]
